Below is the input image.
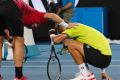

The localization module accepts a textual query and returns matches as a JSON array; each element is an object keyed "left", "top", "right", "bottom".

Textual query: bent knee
[
  {"left": 67, "top": 42, "right": 75, "bottom": 50},
  {"left": 67, "top": 40, "right": 84, "bottom": 51}
]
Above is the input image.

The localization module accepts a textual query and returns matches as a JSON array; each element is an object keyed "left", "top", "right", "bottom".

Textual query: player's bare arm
[
  {"left": 44, "top": 13, "right": 63, "bottom": 24},
  {"left": 49, "top": 29, "right": 68, "bottom": 43},
  {"left": 53, "top": 34, "right": 68, "bottom": 43}
]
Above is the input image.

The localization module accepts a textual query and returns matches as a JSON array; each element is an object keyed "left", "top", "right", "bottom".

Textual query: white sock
[{"left": 78, "top": 63, "right": 91, "bottom": 77}]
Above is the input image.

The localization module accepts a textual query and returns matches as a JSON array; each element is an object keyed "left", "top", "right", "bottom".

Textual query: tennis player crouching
[{"left": 50, "top": 23, "right": 112, "bottom": 80}]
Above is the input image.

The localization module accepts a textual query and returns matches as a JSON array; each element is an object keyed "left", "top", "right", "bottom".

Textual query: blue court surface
[{"left": 1, "top": 43, "right": 120, "bottom": 80}]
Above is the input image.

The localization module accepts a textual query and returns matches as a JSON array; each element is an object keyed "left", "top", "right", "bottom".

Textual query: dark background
[{"left": 33, "top": 0, "right": 120, "bottom": 42}]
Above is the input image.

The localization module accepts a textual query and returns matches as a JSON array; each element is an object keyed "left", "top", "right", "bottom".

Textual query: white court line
[{"left": 1, "top": 65, "right": 120, "bottom": 68}]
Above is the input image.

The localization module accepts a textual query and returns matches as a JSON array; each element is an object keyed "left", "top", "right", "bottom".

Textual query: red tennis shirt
[{"left": 13, "top": 0, "right": 48, "bottom": 26}]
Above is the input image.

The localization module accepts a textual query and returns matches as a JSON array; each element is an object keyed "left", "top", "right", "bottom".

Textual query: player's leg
[
  {"left": 83, "top": 43, "right": 111, "bottom": 80},
  {"left": 0, "top": 20, "right": 6, "bottom": 79},
  {"left": 2, "top": 0, "right": 27, "bottom": 79},
  {"left": 65, "top": 39, "right": 96, "bottom": 80},
  {"left": 0, "top": 36, "right": 4, "bottom": 80},
  {"left": 67, "top": 39, "right": 112, "bottom": 80},
  {"left": 13, "top": 37, "right": 25, "bottom": 80},
  {"left": 0, "top": 30, "right": 4, "bottom": 64}
]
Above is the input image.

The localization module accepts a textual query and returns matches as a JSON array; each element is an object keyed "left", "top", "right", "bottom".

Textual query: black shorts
[
  {"left": 84, "top": 44, "right": 112, "bottom": 69},
  {"left": 0, "top": 0, "right": 23, "bottom": 37}
]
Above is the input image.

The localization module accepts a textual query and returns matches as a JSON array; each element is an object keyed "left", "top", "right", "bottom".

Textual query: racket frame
[{"left": 47, "top": 37, "right": 61, "bottom": 80}]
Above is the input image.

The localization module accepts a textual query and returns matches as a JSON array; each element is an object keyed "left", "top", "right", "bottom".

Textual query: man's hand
[
  {"left": 49, "top": 29, "right": 56, "bottom": 34},
  {"left": 49, "top": 29, "right": 57, "bottom": 39}
]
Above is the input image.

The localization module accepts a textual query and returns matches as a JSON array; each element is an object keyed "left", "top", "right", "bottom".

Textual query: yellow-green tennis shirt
[{"left": 63, "top": 23, "right": 112, "bottom": 55}]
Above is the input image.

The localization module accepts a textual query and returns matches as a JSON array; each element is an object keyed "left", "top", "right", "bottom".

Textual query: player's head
[{"left": 57, "top": 22, "right": 80, "bottom": 33}]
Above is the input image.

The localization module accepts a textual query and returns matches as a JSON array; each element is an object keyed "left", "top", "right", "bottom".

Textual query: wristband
[{"left": 59, "top": 21, "right": 68, "bottom": 28}]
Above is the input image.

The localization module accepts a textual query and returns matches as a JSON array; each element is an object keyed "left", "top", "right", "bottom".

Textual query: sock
[
  {"left": 15, "top": 67, "right": 23, "bottom": 79},
  {"left": 78, "top": 63, "right": 91, "bottom": 77}
]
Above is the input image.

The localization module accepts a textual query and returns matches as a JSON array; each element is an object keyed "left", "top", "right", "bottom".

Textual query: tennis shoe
[
  {"left": 69, "top": 73, "right": 96, "bottom": 80},
  {"left": 14, "top": 76, "right": 27, "bottom": 80}
]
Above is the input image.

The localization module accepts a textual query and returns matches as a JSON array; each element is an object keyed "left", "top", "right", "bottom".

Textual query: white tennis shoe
[{"left": 70, "top": 73, "right": 96, "bottom": 80}]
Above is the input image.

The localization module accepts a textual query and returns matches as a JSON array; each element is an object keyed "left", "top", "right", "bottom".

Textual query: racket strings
[{"left": 48, "top": 57, "right": 61, "bottom": 80}]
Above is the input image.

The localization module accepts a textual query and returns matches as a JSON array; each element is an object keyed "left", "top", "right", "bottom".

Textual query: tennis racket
[{"left": 47, "top": 35, "right": 61, "bottom": 80}]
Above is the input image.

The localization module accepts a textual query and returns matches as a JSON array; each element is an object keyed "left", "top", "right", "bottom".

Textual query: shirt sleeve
[
  {"left": 23, "top": 11, "right": 48, "bottom": 26},
  {"left": 15, "top": 0, "right": 48, "bottom": 25}
]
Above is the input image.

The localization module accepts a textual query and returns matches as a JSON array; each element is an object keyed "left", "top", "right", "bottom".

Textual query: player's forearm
[
  {"left": 53, "top": 34, "right": 68, "bottom": 43},
  {"left": 44, "top": 13, "right": 63, "bottom": 23},
  {"left": 44, "top": 13, "right": 68, "bottom": 28}
]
